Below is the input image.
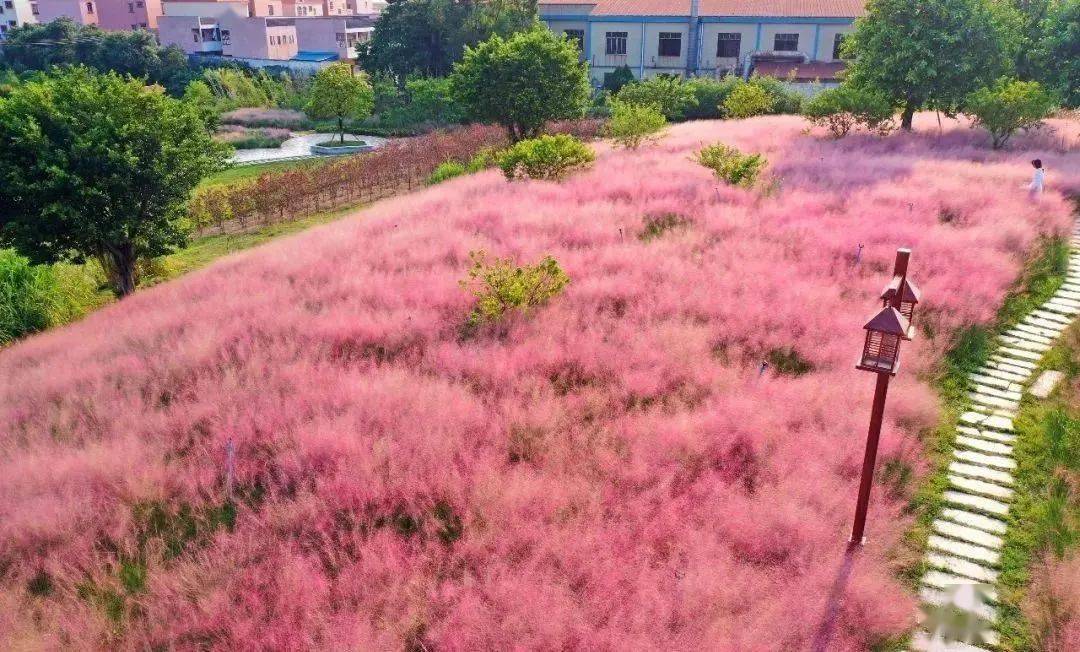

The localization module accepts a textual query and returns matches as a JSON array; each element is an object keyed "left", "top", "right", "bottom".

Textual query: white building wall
[
  {"left": 0, "top": 0, "right": 38, "bottom": 38},
  {"left": 698, "top": 22, "right": 756, "bottom": 75}
]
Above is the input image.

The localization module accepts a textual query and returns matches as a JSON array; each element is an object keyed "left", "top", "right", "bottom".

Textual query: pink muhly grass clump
[
  {"left": 0, "top": 114, "right": 1077, "bottom": 649},
  {"left": 1023, "top": 554, "right": 1080, "bottom": 652}
]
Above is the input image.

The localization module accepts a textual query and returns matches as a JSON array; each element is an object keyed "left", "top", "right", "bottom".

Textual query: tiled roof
[{"left": 539, "top": 0, "right": 866, "bottom": 18}]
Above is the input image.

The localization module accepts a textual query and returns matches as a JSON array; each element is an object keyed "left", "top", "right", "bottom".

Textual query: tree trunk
[
  {"left": 105, "top": 242, "right": 137, "bottom": 297},
  {"left": 339, "top": 117, "right": 345, "bottom": 144},
  {"left": 900, "top": 104, "right": 915, "bottom": 131}
]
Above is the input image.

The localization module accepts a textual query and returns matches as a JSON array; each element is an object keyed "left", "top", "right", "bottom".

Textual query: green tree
[
  {"left": 803, "top": 83, "right": 895, "bottom": 137},
  {"left": 602, "top": 65, "right": 636, "bottom": 94},
  {"left": 450, "top": 28, "right": 590, "bottom": 141},
  {"left": 402, "top": 75, "right": 462, "bottom": 124},
  {"left": 1, "top": 18, "right": 196, "bottom": 96},
  {"left": 183, "top": 79, "right": 220, "bottom": 133},
  {"left": 1039, "top": 0, "right": 1080, "bottom": 106},
  {"left": 723, "top": 82, "right": 775, "bottom": 118},
  {"left": 965, "top": 78, "right": 1056, "bottom": 148},
  {"left": 362, "top": 0, "right": 536, "bottom": 78},
  {"left": 616, "top": 75, "right": 698, "bottom": 121},
  {"left": 606, "top": 100, "right": 666, "bottom": 149},
  {"left": 846, "top": 0, "right": 1015, "bottom": 129},
  {"left": 304, "top": 63, "right": 375, "bottom": 143},
  {"left": 0, "top": 67, "right": 229, "bottom": 296}
]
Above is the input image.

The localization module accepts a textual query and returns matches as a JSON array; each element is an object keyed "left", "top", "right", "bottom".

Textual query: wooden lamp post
[{"left": 850, "top": 248, "right": 920, "bottom": 548}]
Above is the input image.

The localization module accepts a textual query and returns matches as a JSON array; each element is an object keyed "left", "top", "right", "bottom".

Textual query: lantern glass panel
[{"left": 859, "top": 330, "right": 900, "bottom": 373}]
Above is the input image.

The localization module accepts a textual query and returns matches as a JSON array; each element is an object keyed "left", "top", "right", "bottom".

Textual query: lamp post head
[
  {"left": 879, "top": 248, "right": 919, "bottom": 339},
  {"left": 856, "top": 306, "right": 910, "bottom": 375}
]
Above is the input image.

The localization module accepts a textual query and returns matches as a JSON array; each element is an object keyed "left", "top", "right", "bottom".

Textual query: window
[
  {"left": 221, "top": 29, "right": 230, "bottom": 44},
  {"left": 192, "top": 28, "right": 199, "bottom": 42},
  {"left": 139, "top": 21, "right": 146, "bottom": 27},
  {"left": 774, "top": 33, "right": 798, "bottom": 51},
  {"left": 131, "top": 23, "right": 136, "bottom": 29},
  {"left": 658, "top": 32, "right": 681, "bottom": 57},
  {"left": 716, "top": 32, "right": 740, "bottom": 58},
  {"left": 32, "top": 2, "right": 39, "bottom": 15},
  {"left": 832, "top": 33, "right": 851, "bottom": 60},
  {"left": 136, "top": 0, "right": 143, "bottom": 5},
  {"left": 267, "top": 5, "right": 273, "bottom": 15},
  {"left": 85, "top": 2, "right": 94, "bottom": 13},
  {"left": 605, "top": 31, "right": 627, "bottom": 55},
  {"left": 564, "top": 29, "right": 584, "bottom": 50},
  {"left": 0, "top": 25, "right": 6, "bottom": 33},
  {"left": 128, "top": 2, "right": 133, "bottom": 12},
  {"left": 3, "top": 1, "right": 12, "bottom": 8}
]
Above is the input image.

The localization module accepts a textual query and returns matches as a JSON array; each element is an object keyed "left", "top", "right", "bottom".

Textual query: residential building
[
  {"left": 539, "top": 0, "right": 863, "bottom": 86},
  {"left": 294, "top": 13, "right": 372, "bottom": 60},
  {"left": 96, "top": 0, "right": 162, "bottom": 29},
  {"left": 0, "top": 0, "right": 38, "bottom": 39},
  {"left": 282, "top": 0, "right": 320, "bottom": 16},
  {"left": 34, "top": 0, "right": 99, "bottom": 26}
]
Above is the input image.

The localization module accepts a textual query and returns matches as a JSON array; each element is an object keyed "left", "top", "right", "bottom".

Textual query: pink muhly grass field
[{"left": 1, "top": 115, "right": 1077, "bottom": 650}]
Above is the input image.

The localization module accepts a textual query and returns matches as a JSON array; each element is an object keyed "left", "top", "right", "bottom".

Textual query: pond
[{"left": 230, "top": 133, "right": 390, "bottom": 164}]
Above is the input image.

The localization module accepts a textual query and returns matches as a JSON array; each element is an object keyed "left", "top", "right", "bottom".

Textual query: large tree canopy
[
  {"left": 845, "top": 0, "right": 1015, "bottom": 128},
  {"left": 362, "top": 0, "right": 536, "bottom": 79},
  {"left": 0, "top": 67, "right": 229, "bottom": 296},
  {"left": 450, "top": 27, "right": 590, "bottom": 141},
  {"left": 0, "top": 18, "right": 197, "bottom": 96},
  {"left": 304, "top": 62, "right": 375, "bottom": 143}
]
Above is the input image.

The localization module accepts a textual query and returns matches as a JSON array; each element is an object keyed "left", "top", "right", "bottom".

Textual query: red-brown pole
[{"left": 849, "top": 371, "right": 890, "bottom": 547}]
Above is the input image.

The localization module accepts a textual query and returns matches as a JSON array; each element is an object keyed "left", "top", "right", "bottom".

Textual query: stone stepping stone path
[{"left": 912, "top": 224, "right": 1080, "bottom": 651}]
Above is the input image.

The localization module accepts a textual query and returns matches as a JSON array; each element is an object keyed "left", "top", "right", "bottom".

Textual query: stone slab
[
  {"left": 1003, "top": 329, "right": 1055, "bottom": 346},
  {"left": 912, "top": 630, "right": 996, "bottom": 651},
  {"left": 959, "top": 412, "right": 1014, "bottom": 432},
  {"left": 928, "top": 535, "right": 1001, "bottom": 565},
  {"left": 953, "top": 449, "right": 1015, "bottom": 471},
  {"left": 933, "top": 518, "right": 1006, "bottom": 549},
  {"left": 989, "top": 354, "right": 1037, "bottom": 371},
  {"left": 1030, "top": 309, "right": 1072, "bottom": 325},
  {"left": 923, "top": 571, "right": 999, "bottom": 603},
  {"left": 956, "top": 425, "right": 1016, "bottom": 444},
  {"left": 999, "top": 336, "right": 1052, "bottom": 353},
  {"left": 969, "top": 393, "right": 1020, "bottom": 412},
  {"left": 1042, "top": 302, "right": 1080, "bottom": 316},
  {"left": 1011, "top": 322, "right": 1062, "bottom": 339},
  {"left": 1029, "top": 369, "right": 1066, "bottom": 399},
  {"left": 949, "top": 475, "right": 1014, "bottom": 500},
  {"left": 955, "top": 435, "right": 1013, "bottom": 456},
  {"left": 943, "top": 490, "right": 1010, "bottom": 517},
  {"left": 975, "top": 366, "right": 1029, "bottom": 384},
  {"left": 949, "top": 461, "right": 1014, "bottom": 486},
  {"left": 997, "top": 347, "right": 1045, "bottom": 362},
  {"left": 969, "top": 384, "right": 1022, "bottom": 401},
  {"left": 940, "top": 507, "right": 1008, "bottom": 534},
  {"left": 968, "top": 373, "right": 1022, "bottom": 392},
  {"left": 926, "top": 552, "right": 999, "bottom": 583},
  {"left": 919, "top": 587, "right": 998, "bottom": 622}
]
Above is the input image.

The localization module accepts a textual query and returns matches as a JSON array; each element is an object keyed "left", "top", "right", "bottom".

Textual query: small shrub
[
  {"left": 466, "top": 147, "right": 499, "bottom": 172},
  {"left": 696, "top": 144, "right": 766, "bottom": 187},
  {"left": 683, "top": 76, "right": 741, "bottom": 120},
  {"left": 746, "top": 76, "right": 803, "bottom": 114},
  {"left": 427, "top": 161, "right": 468, "bottom": 185},
  {"left": 460, "top": 250, "right": 570, "bottom": 329},
  {"left": 965, "top": 78, "right": 1056, "bottom": 149},
  {"left": 723, "top": 83, "right": 775, "bottom": 119},
  {"left": 617, "top": 75, "right": 698, "bottom": 121},
  {"left": 602, "top": 65, "right": 636, "bottom": 94},
  {"left": 606, "top": 99, "right": 666, "bottom": 149},
  {"left": 0, "top": 250, "right": 95, "bottom": 344},
  {"left": 497, "top": 134, "right": 594, "bottom": 181},
  {"left": 803, "top": 84, "right": 894, "bottom": 137},
  {"left": 638, "top": 213, "right": 689, "bottom": 241},
  {"left": 766, "top": 347, "right": 814, "bottom": 376}
]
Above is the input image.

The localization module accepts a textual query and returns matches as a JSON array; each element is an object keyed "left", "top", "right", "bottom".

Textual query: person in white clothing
[{"left": 1029, "top": 158, "right": 1045, "bottom": 197}]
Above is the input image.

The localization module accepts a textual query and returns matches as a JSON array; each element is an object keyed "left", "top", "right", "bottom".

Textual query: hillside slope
[{"left": 1, "top": 116, "right": 1077, "bottom": 650}]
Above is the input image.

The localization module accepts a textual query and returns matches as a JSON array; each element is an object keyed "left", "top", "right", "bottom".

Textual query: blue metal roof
[{"left": 292, "top": 51, "right": 339, "bottom": 62}]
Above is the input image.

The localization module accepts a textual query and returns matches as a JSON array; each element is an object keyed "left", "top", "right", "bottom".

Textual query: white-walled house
[{"left": 539, "top": 0, "right": 864, "bottom": 86}]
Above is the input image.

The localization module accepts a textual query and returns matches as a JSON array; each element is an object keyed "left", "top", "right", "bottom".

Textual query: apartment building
[
  {"left": 96, "top": 0, "right": 162, "bottom": 29},
  {"left": 158, "top": 0, "right": 375, "bottom": 65},
  {"left": 0, "top": 0, "right": 38, "bottom": 38},
  {"left": 34, "top": 0, "right": 99, "bottom": 26},
  {"left": 539, "top": 0, "right": 864, "bottom": 85}
]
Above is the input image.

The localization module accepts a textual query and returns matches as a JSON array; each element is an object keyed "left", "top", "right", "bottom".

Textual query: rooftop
[{"left": 539, "top": 0, "right": 867, "bottom": 18}]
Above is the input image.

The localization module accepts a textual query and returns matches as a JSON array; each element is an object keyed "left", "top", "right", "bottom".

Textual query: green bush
[
  {"left": 722, "top": 82, "right": 775, "bottom": 118},
  {"left": 696, "top": 143, "right": 766, "bottom": 187},
  {"left": 460, "top": 250, "right": 570, "bottom": 329},
  {"left": 745, "top": 75, "right": 803, "bottom": 114},
  {"left": 639, "top": 213, "right": 689, "bottom": 241},
  {"left": 603, "top": 65, "right": 636, "bottom": 94},
  {"left": 606, "top": 99, "right": 666, "bottom": 149},
  {"left": 466, "top": 147, "right": 499, "bottom": 172},
  {"left": 0, "top": 250, "right": 97, "bottom": 344},
  {"left": 427, "top": 161, "right": 468, "bottom": 185},
  {"left": 497, "top": 134, "right": 594, "bottom": 181},
  {"left": 683, "top": 76, "right": 741, "bottom": 120},
  {"left": 617, "top": 74, "right": 698, "bottom": 120},
  {"left": 965, "top": 77, "right": 1057, "bottom": 149},
  {"left": 803, "top": 84, "right": 895, "bottom": 137}
]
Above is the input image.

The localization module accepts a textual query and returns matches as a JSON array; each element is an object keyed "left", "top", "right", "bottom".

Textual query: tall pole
[
  {"left": 849, "top": 249, "right": 911, "bottom": 548},
  {"left": 850, "top": 372, "right": 890, "bottom": 547}
]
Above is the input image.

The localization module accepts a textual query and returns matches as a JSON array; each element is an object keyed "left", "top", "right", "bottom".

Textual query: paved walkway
[{"left": 912, "top": 223, "right": 1080, "bottom": 651}]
